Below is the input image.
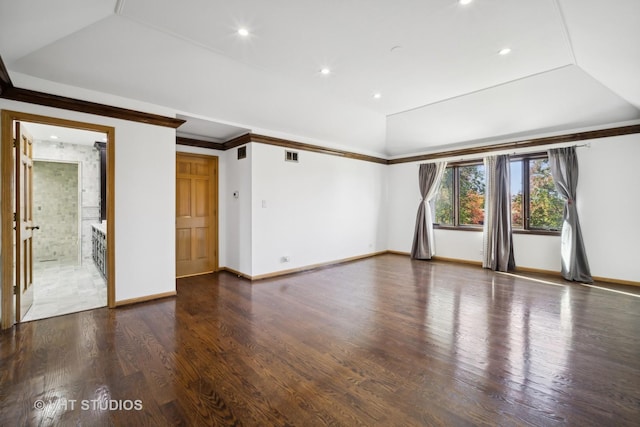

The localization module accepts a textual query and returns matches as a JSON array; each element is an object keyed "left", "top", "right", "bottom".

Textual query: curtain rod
[
  {"left": 533, "top": 142, "right": 591, "bottom": 153},
  {"left": 507, "top": 142, "right": 591, "bottom": 157},
  {"left": 420, "top": 142, "right": 592, "bottom": 165}
]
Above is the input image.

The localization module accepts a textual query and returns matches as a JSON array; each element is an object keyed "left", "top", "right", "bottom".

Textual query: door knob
[{"left": 27, "top": 225, "right": 40, "bottom": 230}]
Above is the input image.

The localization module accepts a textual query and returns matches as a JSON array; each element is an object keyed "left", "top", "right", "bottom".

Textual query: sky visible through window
[{"left": 510, "top": 161, "right": 522, "bottom": 192}]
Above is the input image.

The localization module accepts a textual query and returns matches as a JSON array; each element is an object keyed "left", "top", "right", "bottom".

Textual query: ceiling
[
  {"left": 1, "top": 0, "right": 638, "bottom": 157},
  {"left": 21, "top": 122, "right": 106, "bottom": 146}
]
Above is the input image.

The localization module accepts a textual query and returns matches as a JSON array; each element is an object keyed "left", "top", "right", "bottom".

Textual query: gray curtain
[
  {"left": 482, "top": 155, "right": 515, "bottom": 271},
  {"left": 411, "top": 162, "right": 447, "bottom": 259},
  {"left": 548, "top": 147, "right": 593, "bottom": 283}
]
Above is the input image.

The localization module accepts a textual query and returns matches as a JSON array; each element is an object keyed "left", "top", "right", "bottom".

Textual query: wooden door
[
  {"left": 176, "top": 154, "right": 218, "bottom": 278},
  {"left": 15, "top": 122, "right": 36, "bottom": 321}
]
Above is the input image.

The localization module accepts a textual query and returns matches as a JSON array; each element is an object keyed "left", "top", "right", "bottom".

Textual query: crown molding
[
  {"left": 388, "top": 124, "right": 640, "bottom": 165},
  {"left": 0, "top": 57, "right": 12, "bottom": 96},
  {"left": 0, "top": 55, "right": 185, "bottom": 128},
  {"left": 248, "top": 134, "right": 388, "bottom": 164},
  {"left": 2, "top": 86, "right": 185, "bottom": 128},
  {"left": 223, "top": 133, "right": 252, "bottom": 150},
  {"left": 176, "top": 123, "right": 640, "bottom": 166},
  {"left": 176, "top": 136, "right": 225, "bottom": 149},
  {"left": 3, "top": 56, "right": 638, "bottom": 162},
  {"left": 175, "top": 132, "right": 388, "bottom": 164}
]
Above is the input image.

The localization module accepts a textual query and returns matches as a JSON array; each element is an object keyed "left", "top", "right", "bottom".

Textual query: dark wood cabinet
[{"left": 92, "top": 225, "right": 107, "bottom": 278}]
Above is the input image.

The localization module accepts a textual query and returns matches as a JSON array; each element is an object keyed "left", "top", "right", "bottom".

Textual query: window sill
[
  {"left": 513, "top": 229, "right": 561, "bottom": 237},
  {"left": 433, "top": 225, "right": 483, "bottom": 232},
  {"left": 433, "top": 225, "right": 560, "bottom": 237}
]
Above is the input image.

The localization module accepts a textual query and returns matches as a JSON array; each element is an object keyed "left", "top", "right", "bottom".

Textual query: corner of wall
[{"left": 224, "top": 142, "right": 253, "bottom": 276}]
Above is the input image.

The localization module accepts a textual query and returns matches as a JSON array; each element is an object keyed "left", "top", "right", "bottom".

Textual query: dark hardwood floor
[{"left": 1, "top": 254, "right": 639, "bottom": 426}]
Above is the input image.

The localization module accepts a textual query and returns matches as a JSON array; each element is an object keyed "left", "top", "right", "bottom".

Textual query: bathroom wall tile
[
  {"left": 33, "top": 140, "right": 101, "bottom": 262},
  {"left": 33, "top": 161, "right": 79, "bottom": 262}
]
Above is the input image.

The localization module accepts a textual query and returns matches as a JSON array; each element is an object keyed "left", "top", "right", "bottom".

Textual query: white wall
[
  {"left": 175, "top": 142, "right": 390, "bottom": 278},
  {"left": 387, "top": 134, "right": 640, "bottom": 282},
  {"left": 386, "top": 163, "right": 494, "bottom": 262},
  {"left": 1, "top": 98, "right": 177, "bottom": 303},
  {"left": 225, "top": 144, "right": 253, "bottom": 275},
  {"left": 578, "top": 134, "right": 640, "bottom": 282},
  {"left": 2, "top": 73, "right": 638, "bottom": 304},
  {"left": 386, "top": 159, "right": 568, "bottom": 272},
  {"left": 250, "top": 143, "right": 388, "bottom": 277},
  {"left": 114, "top": 121, "right": 175, "bottom": 301},
  {"left": 512, "top": 233, "right": 560, "bottom": 271},
  {"left": 387, "top": 162, "right": 421, "bottom": 254}
]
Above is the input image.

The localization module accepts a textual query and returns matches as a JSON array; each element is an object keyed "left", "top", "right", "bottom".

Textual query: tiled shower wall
[
  {"left": 33, "top": 140, "right": 101, "bottom": 264},
  {"left": 33, "top": 161, "right": 79, "bottom": 262}
]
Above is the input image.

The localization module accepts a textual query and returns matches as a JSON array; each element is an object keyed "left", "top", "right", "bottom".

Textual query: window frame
[
  {"left": 433, "top": 160, "right": 486, "bottom": 231},
  {"left": 510, "top": 152, "right": 562, "bottom": 236},
  {"left": 433, "top": 153, "right": 562, "bottom": 236}
]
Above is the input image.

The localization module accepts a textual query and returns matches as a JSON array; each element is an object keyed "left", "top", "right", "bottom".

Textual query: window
[
  {"left": 434, "top": 154, "right": 563, "bottom": 234},
  {"left": 459, "top": 164, "right": 486, "bottom": 226},
  {"left": 510, "top": 155, "right": 564, "bottom": 232},
  {"left": 434, "top": 162, "right": 485, "bottom": 227},
  {"left": 435, "top": 167, "right": 453, "bottom": 225}
]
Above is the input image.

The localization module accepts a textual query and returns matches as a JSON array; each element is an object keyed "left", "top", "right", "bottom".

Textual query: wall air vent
[
  {"left": 285, "top": 150, "right": 299, "bottom": 162},
  {"left": 237, "top": 146, "right": 247, "bottom": 160}
]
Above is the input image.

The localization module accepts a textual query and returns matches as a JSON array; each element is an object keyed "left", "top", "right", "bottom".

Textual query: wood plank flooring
[{"left": 1, "top": 254, "right": 639, "bottom": 426}]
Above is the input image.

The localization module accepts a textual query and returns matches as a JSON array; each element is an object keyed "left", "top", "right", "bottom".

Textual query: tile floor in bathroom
[{"left": 22, "top": 260, "right": 107, "bottom": 322}]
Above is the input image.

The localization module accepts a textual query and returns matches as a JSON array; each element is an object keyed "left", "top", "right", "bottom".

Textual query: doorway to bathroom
[
  {"left": 22, "top": 123, "right": 107, "bottom": 321},
  {"left": 19, "top": 123, "right": 106, "bottom": 321},
  {"left": 1, "top": 110, "right": 115, "bottom": 328}
]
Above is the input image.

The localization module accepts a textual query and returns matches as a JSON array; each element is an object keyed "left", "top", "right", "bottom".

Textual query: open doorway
[
  {"left": 1, "top": 110, "right": 115, "bottom": 328},
  {"left": 21, "top": 123, "right": 107, "bottom": 321}
]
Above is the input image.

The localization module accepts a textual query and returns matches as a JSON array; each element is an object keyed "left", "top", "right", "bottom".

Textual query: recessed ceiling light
[
  {"left": 237, "top": 28, "right": 250, "bottom": 37},
  {"left": 320, "top": 68, "right": 331, "bottom": 75},
  {"left": 459, "top": 0, "right": 473, "bottom": 5},
  {"left": 373, "top": 93, "right": 382, "bottom": 99},
  {"left": 50, "top": 135, "right": 59, "bottom": 139},
  {"left": 499, "top": 48, "right": 512, "bottom": 55}
]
